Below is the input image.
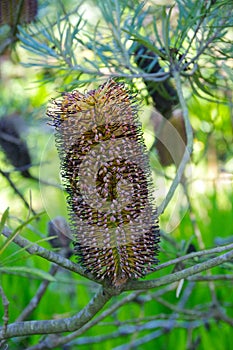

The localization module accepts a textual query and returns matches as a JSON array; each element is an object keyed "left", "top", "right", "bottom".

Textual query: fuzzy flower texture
[{"left": 48, "top": 79, "right": 160, "bottom": 287}]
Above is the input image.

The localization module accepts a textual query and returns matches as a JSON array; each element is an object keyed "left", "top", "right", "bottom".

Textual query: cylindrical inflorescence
[{"left": 47, "top": 79, "right": 160, "bottom": 287}]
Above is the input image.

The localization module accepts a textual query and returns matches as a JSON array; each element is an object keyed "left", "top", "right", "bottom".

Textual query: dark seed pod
[
  {"left": 48, "top": 79, "right": 160, "bottom": 287},
  {"left": 134, "top": 45, "right": 188, "bottom": 167},
  {"left": 0, "top": 115, "right": 32, "bottom": 177},
  {"left": 134, "top": 45, "right": 179, "bottom": 119},
  {"left": 0, "top": 0, "right": 38, "bottom": 26}
]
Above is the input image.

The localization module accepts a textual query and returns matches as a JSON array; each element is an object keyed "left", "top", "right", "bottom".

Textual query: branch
[
  {"left": 188, "top": 274, "right": 233, "bottom": 282},
  {"left": 2, "top": 226, "right": 233, "bottom": 283},
  {"left": 111, "top": 319, "right": 203, "bottom": 350},
  {"left": 150, "top": 243, "right": 233, "bottom": 274},
  {"left": 124, "top": 249, "right": 233, "bottom": 291},
  {"left": 0, "top": 286, "right": 9, "bottom": 337},
  {"left": 0, "top": 287, "right": 112, "bottom": 340},
  {"left": 1, "top": 229, "right": 232, "bottom": 342},
  {"left": 69, "top": 319, "right": 204, "bottom": 347},
  {"left": 158, "top": 70, "right": 193, "bottom": 215},
  {"left": 1, "top": 228, "right": 96, "bottom": 282},
  {"left": 26, "top": 291, "right": 143, "bottom": 350},
  {"left": 0, "top": 169, "right": 36, "bottom": 216}
]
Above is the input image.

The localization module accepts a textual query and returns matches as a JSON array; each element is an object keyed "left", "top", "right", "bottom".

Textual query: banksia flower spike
[{"left": 47, "top": 79, "right": 160, "bottom": 287}]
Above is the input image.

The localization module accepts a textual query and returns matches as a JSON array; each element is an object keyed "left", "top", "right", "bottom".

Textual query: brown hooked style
[{"left": 47, "top": 79, "right": 160, "bottom": 287}]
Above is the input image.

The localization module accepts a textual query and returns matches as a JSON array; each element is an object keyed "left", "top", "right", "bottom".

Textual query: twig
[
  {"left": 182, "top": 181, "right": 218, "bottom": 304},
  {"left": 214, "top": 308, "right": 233, "bottom": 327},
  {"left": 0, "top": 169, "right": 36, "bottom": 216},
  {"left": 188, "top": 274, "right": 233, "bottom": 282},
  {"left": 124, "top": 249, "right": 233, "bottom": 291},
  {"left": 2, "top": 227, "right": 233, "bottom": 282},
  {"left": 182, "top": 182, "right": 205, "bottom": 249},
  {"left": 1, "top": 237, "right": 232, "bottom": 342},
  {"left": 1, "top": 227, "right": 95, "bottom": 282},
  {"left": 112, "top": 320, "right": 204, "bottom": 350},
  {"left": 0, "top": 286, "right": 9, "bottom": 336},
  {"left": 25, "top": 291, "right": 143, "bottom": 350},
  {"left": 154, "top": 296, "right": 203, "bottom": 317},
  {"left": 37, "top": 321, "right": 205, "bottom": 348},
  {"left": 16, "top": 265, "right": 59, "bottom": 322},
  {"left": 150, "top": 242, "right": 233, "bottom": 274},
  {"left": 183, "top": 18, "right": 229, "bottom": 71},
  {"left": 158, "top": 70, "right": 193, "bottom": 215}
]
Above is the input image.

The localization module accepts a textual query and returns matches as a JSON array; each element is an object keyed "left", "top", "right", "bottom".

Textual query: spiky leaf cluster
[{"left": 16, "top": 0, "right": 233, "bottom": 103}]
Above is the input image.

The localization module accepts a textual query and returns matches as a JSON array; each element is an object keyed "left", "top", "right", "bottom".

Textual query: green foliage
[{"left": 15, "top": 0, "right": 233, "bottom": 101}]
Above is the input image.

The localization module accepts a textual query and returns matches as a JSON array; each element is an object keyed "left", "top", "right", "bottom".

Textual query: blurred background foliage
[{"left": 0, "top": 0, "right": 233, "bottom": 349}]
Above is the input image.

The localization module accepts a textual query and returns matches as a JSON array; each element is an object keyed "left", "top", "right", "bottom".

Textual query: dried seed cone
[
  {"left": 48, "top": 79, "right": 159, "bottom": 287},
  {"left": 0, "top": 115, "right": 32, "bottom": 177},
  {"left": 0, "top": 0, "right": 38, "bottom": 26},
  {"left": 134, "top": 45, "right": 178, "bottom": 119}
]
